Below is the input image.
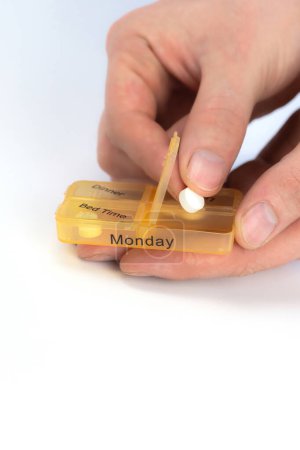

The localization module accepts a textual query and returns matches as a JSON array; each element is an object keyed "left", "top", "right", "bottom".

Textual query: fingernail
[
  {"left": 187, "top": 150, "right": 226, "bottom": 191},
  {"left": 240, "top": 201, "right": 278, "bottom": 248}
]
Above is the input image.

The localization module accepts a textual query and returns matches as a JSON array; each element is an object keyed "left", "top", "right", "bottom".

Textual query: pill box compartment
[
  {"left": 142, "top": 188, "right": 241, "bottom": 253},
  {"left": 56, "top": 180, "right": 151, "bottom": 244},
  {"left": 56, "top": 181, "right": 242, "bottom": 254}
]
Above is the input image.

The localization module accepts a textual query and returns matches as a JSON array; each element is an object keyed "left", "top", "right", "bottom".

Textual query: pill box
[{"left": 55, "top": 133, "right": 242, "bottom": 254}]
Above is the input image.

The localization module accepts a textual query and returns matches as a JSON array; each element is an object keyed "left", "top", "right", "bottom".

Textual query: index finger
[{"left": 104, "top": 35, "right": 184, "bottom": 193}]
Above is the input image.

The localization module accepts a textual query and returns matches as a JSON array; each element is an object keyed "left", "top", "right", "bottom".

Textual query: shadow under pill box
[{"left": 55, "top": 133, "right": 242, "bottom": 254}]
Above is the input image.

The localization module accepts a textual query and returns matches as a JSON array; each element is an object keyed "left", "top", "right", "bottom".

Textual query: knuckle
[
  {"left": 105, "top": 18, "right": 127, "bottom": 53},
  {"left": 289, "top": 163, "right": 300, "bottom": 189},
  {"left": 105, "top": 11, "right": 138, "bottom": 54},
  {"left": 275, "top": 160, "right": 300, "bottom": 210},
  {"left": 287, "top": 165, "right": 300, "bottom": 193},
  {"left": 288, "top": 166, "right": 300, "bottom": 208}
]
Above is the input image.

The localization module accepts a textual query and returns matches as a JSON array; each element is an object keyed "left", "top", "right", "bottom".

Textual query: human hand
[{"left": 78, "top": 0, "right": 300, "bottom": 278}]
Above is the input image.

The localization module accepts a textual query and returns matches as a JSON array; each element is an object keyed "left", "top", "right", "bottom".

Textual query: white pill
[
  {"left": 179, "top": 187, "right": 205, "bottom": 213},
  {"left": 76, "top": 212, "right": 102, "bottom": 238},
  {"left": 78, "top": 225, "right": 102, "bottom": 239}
]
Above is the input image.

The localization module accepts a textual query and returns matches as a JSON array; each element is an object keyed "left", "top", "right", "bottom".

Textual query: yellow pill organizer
[{"left": 55, "top": 133, "right": 242, "bottom": 254}]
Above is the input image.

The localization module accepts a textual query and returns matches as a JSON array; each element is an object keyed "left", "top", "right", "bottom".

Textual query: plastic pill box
[{"left": 56, "top": 133, "right": 242, "bottom": 254}]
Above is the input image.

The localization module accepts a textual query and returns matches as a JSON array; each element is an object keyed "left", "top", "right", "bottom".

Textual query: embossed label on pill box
[
  {"left": 78, "top": 203, "right": 133, "bottom": 221},
  {"left": 71, "top": 181, "right": 146, "bottom": 201}
]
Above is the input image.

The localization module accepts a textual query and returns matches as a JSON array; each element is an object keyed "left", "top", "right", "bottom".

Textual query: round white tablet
[
  {"left": 76, "top": 212, "right": 102, "bottom": 238},
  {"left": 179, "top": 187, "right": 205, "bottom": 213}
]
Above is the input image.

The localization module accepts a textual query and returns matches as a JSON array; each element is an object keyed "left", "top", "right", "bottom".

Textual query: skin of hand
[{"left": 78, "top": 0, "right": 300, "bottom": 279}]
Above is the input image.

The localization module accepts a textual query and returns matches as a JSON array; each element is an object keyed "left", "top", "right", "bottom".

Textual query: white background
[{"left": 0, "top": 1, "right": 300, "bottom": 449}]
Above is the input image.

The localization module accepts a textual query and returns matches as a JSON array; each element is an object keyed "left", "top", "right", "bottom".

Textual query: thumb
[
  {"left": 235, "top": 143, "right": 300, "bottom": 249},
  {"left": 179, "top": 68, "right": 254, "bottom": 196}
]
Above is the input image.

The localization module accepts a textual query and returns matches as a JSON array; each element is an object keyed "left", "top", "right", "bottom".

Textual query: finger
[
  {"left": 98, "top": 113, "right": 148, "bottom": 180},
  {"left": 105, "top": 36, "right": 184, "bottom": 194},
  {"left": 227, "top": 109, "right": 300, "bottom": 192},
  {"left": 77, "top": 244, "right": 127, "bottom": 262},
  {"left": 179, "top": 63, "right": 255, "bottom": 197},
  {"left": 119, "top": 219, "right": 300, "bottom": 279},
  {"left": 235, "top": 142, "right": 300, "bottom": 250}
]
